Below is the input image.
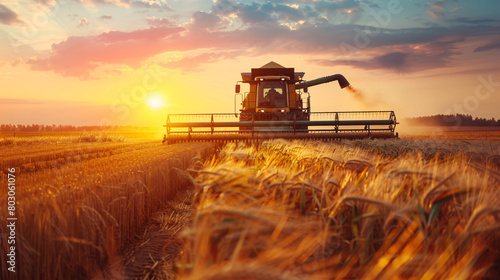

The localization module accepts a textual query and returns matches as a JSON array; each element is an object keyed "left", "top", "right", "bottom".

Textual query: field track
[{"left": 94, "top": 187, "right": 195, "bottom": 280}]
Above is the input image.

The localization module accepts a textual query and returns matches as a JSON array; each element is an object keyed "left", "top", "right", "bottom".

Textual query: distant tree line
[
  {"left": 0, "top": 124, "right": 155, "bottom": 132},
  {"left": 406, "top": 114, "right": 500, "bottom": 127}
]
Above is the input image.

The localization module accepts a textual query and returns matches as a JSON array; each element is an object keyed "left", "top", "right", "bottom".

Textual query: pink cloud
[
  {"left": 426, "top": 10, "right": 444, "bottom": 19},
  {"left": 428, "top": 0, "right": 445, "bottom": 10},
  {"left": 162, "top": 51, "right": 240, "bottom": 70},
  {"left": 426, "top": 0, "right": 446, "bottom": 19},
  {"left": 28, "top": 27, "right": 185, "bottom": 78},
  {"left": 23, "top": 2, "right": 500, "bottom": 79},
  {"left": 78, "top": 18, "right": 89, "bottom": 27}
]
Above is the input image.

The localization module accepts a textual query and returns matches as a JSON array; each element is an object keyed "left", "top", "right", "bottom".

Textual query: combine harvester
[{"left": 164, "top": 62, "right": 397, "bottom": 144}]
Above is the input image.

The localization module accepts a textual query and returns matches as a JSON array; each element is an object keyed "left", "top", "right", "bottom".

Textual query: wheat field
[
  {"left": 1, "top": 133, "right": 499, "bottom": 279},
  {"left": 0, "top": 133, "right": 213, "bottom": 280},
  {"left": 177, "top": 139, "right": 500, "bottom": 279}
]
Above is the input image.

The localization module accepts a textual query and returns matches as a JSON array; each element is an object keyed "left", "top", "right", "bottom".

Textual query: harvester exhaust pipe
[{"left": 296, "top": 74, "right": 350, "bottom": 92}]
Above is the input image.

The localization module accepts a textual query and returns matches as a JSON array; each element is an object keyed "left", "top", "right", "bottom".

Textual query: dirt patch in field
[{"left": 94, "top": 187, "right": 195, "bottom": 280}]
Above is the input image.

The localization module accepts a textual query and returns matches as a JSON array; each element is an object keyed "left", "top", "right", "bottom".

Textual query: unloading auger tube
[
  {"left": 295, "top": 74, "right": 350, "bottom": 91},
  {"left": 163, "top": 62, "right": 398, "bottom": 144}
]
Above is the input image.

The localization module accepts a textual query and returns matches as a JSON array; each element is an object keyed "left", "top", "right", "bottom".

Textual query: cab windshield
[{"left": 257, "top": 80, "right": 287, "bottom": 108}]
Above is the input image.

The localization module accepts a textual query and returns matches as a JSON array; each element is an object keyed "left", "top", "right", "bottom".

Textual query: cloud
[
  {"left": 264, "top": 3, "right": 306, "bottom": 22},
  {"left": 211, "top": 1, "right": 308, "bottom": 26},
  {"left": 79, "top": 0, "right": 132, "bottom": 8},
  {"left": 54, "top": 0, "right": 172, "bottom": 10},
  {"left": 374, "top": 52, "right": 409, "bottom": 71},
  {"left": 312, "top": 0, "right": 359, "bottom": 13},
  {"left": 428, "top": 0, "right": 445, "bottom": 10},
  {"left": 139, "top": 0, "right": 158, "bottom": 6},
  {"left": 312, "top": 37, "right": 463, "bottom": 73},
  {"left": 211, "top": 0, "right": 241, "bottom": 17},
  {"left": 313, "top": 51, "right": 442, "bottom": 73},
  {"left": 0, "top": 98, "right": 46, "bottom": 105},
  {"left": 78, "top": 18, "right": 89, "bottom": 27},
  {"left": 0, "top": 4, "right": 24, "bottom": 26},
  {"left": 426, "top": 0, "right": 447, "bottom": 19},
  {"left": 11, "top": 57, "right": 23, "bottom": 67},
  {"left": 145, "top": 16, "right": 174, "bottom": 27},
  {"left": 28, "top": 26, "right": 185, "bottom": 78},
  {"left": 100, "top": 15, "right": 113, "bottom": 20},
  {"left": 207, "top": 0, "right": 364, "bottom": 31},
  {"left": 189, "top": 11, "right": 231, "bottom": 31},
  {"left": 451, "top": 6, "right": 462, "bottom": 12},
  {"left": 237, "top": 2, "right": 276, "bottom": 25},
  {"left": 426, "top": 10, "right": 444, "bottom": 19},
  {"left": 0, "top": 30, "right": 38, "bottom": 60},
  {"left": 161, "top": 51, "right": 239, "bottom": 70},
  {"left": 131, "top": 0, "right": 172, "bottom": 10},
  {"left": 474, "top": 39, "right": 500, "bottom": 52},
  {"left": 210, "top": 0, "right": 360, "bottom": 26},
  {"left": 33, "top": 0, "right": 57, "bottom": 6},
  {"left": 28, "top": 20, "right": 499, "bottom": 78},
  {"left": 23, "top": 1, "right": 500, "bottom": 78},
  {"left": 450, "top": 17, "right": 497, "bottom": 25}
]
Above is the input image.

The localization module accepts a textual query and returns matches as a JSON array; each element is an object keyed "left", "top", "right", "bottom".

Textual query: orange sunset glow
[
  {"left": 2, "top": 2, "right": 500, "bottom": 280},
  {"left": 1, "top": 0, "right": 499, "bottom": 126}
]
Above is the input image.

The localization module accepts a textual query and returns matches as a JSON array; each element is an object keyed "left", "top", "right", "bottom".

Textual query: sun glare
[{"left": 146, "top": 96, "right": 166, "bottom": 109}]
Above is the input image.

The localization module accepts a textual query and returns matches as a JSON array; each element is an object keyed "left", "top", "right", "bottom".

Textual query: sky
[{"left": 0, "top": 0, "right": 499, "bottom": 126}]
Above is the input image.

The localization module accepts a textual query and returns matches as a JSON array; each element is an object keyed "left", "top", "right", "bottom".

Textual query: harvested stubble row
[
  {"left": 119, "top": 188, "right": 196, "bottom": 280},
  {"left": 177, "top": 139, "right": 500, "bottom": 279},
  {"left": 0, "top": 141, "right": 138, "bottom": 174},
  {"left": 0, "top": 141, "right": 214, "bottom": 280}
]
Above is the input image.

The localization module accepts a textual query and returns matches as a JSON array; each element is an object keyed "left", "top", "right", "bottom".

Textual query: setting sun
[{"left": 146, "top": 95, "right": 166, "bottom": 109}]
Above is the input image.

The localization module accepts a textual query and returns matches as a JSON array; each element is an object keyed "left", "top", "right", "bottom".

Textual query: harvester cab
[
  {"left": 165, "top": 61, "right": 397, "bottom": 144},
  {"left": 237, "top": 61, "right": 307, "bottom": 115}
]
